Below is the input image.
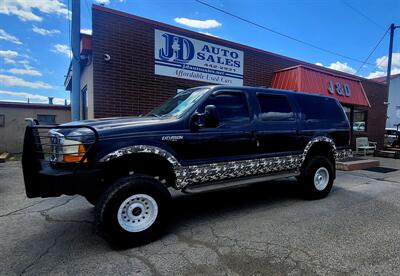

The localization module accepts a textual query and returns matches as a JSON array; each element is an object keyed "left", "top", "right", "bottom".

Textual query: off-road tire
[
  {"left": 95, "top": 174, "right": 171, "bottom": 247},
  {"left": 298, "top": 155, "right": 334, "bottom": 199}
]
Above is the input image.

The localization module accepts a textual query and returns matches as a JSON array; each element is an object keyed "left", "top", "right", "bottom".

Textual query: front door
[{"left": 177, "top": 90, "right": 255, "bottom": 166}]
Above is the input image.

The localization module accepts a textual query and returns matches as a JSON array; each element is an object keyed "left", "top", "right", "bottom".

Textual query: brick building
[{"left": 65, "top": 5, "right": 388, "bottom": 149}]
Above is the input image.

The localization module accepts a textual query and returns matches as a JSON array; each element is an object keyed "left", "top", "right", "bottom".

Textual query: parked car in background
[
  {"left": 21, "top": 85, "right": 352, "bottom": 247},
  {"left": 385, "top": 127, "right": 400, "bottom": 147}
]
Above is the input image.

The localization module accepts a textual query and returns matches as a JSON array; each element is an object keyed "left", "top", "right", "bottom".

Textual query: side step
[{"left": 182, "top": 171, "right": 299, "bottom": 194}]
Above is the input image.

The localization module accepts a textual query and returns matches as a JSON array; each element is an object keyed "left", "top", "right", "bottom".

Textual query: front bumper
[
  {"left": 23, "top": 162, "right": 101, "bottom": 198},
  {"left": 21, "top": 124, "right": 100, "bottom": 198}
]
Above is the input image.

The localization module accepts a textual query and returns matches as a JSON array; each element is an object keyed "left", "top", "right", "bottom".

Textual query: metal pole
[
  {"left": 71, "top": 0, "right": 81, "bottom": 121},
  {"left": 385, "top": 24, "right": 395, "bottom": 90}
]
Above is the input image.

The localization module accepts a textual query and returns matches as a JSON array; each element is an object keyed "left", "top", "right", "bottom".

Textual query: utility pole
[
  {"left": 71, "top": 0, "right": 81, "bottom": 121},
  {"left": 385, "top": 24, "right": 396, "bottom": 89}
]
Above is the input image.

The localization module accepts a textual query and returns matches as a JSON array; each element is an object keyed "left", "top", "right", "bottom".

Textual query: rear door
[{"left": 253, "top": 92, "right": 301, "bottom": 156}]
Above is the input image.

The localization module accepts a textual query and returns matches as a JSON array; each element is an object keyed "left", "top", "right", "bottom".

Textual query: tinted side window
[
  {"left": 257, "top": 94, "right": 294, "bottom": 121},
  {"left": 294, "top": 95, "right": 346, "bottom": 122},
  {"left": 202, "top": 92, "right": 250, "bottom": 124}
]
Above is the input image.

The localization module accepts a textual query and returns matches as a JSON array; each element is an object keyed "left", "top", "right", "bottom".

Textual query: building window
[
  {"left": 82, "top": 86, "right": 88, "bottom": 120},
  {"left": 256, "top": 94, "right": 294, "bottom": 121},
  {"left": 0, "top": 114, "right": 4, "bottom": 127},
  {"left": 37, "top": 114, "right": 56, "bottom": 125},
  {"left": 353, "top": 109, "right": 367, "bottom": 132}
]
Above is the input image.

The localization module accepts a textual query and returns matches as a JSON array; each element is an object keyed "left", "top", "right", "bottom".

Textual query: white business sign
[{"left": 154, "top": 29, "right": 243, "bottom": 85}]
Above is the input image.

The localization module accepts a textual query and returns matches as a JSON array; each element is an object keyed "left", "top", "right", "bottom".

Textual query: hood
[
  {"left": 62, "top": 116, "right": 162, "bottom": 130},
  {"left": 58, "top": 116, "right": 180, "bottom": 139}
]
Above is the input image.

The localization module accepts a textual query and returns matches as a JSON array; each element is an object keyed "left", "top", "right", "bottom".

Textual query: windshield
[{"left": 148, "top": 88, "right": 209, "bottom": 118}]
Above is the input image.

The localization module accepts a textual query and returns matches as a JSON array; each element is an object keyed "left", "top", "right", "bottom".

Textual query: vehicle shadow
[{"left": 167, "top": 177, "right": 306, "bottom": 230}]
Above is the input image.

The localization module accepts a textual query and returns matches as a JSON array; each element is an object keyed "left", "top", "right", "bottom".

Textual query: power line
[
  {"left": 355, "top": 26, "right": 390, "bottom": 74},
  {"left": 342, "top": 2, "right": 385, "bottom": 30},
  {"left": 194, "top": 0, "right": 375, "bottom": 66}
]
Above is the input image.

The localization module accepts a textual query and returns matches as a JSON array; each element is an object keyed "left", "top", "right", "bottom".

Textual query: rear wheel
[
  {"left": 95, "top": 175, "right": 171, "bottom": 247},
  {"left": 298, "top": 156, "right": 334, "bottom": 199}
]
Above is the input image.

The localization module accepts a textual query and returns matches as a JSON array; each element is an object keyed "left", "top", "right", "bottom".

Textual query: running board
[{"left": 182, "top": 171, "right": 300, "bottom": 194}]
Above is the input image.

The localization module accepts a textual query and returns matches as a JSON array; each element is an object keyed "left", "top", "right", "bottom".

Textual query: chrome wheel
[
  {"left": 314, "top": 167, "right": 329, "bottom": 191},
  {"left": 117, "top": 194, "right": 158, "bottom": 232}
]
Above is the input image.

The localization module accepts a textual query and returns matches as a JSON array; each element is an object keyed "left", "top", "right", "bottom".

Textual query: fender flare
[
  {"left": 302, "top": 136, "right": 337, "bottom": 162},
  {"left": 99, "top": 145, "right": 181, "bottom": 168}
]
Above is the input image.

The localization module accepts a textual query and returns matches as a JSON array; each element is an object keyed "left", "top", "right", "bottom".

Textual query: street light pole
[{"left": 71, "top": 0, "right": 81, "bottom": 121}]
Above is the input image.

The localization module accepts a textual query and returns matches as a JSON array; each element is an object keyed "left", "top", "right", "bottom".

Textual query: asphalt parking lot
[{"left": 1, "top": 158, "right": 400, "bottom": 275}]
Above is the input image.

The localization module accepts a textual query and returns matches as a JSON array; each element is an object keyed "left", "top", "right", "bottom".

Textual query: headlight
[
  {"left": 61, "top": 138, "right": 87, "bottom": 163},
  {"left": 49, "top": 130, "right": 89, "bottom": 163}
]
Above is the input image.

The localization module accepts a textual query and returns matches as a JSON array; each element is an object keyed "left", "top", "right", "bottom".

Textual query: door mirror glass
[
  {"left": 190, "top": 105, "right": 219, "bottom": 131},
  {"left": 204, "top": 105, "right": 219, "bottom": 128}
]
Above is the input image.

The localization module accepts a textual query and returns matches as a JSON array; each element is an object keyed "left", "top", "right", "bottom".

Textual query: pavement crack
[
  {"left": 0, "top": 196, "right": 77, "bottom": 218},
  {"left": 19, "top": 230, "right": 66, "bottom": 275},
  {"left": 0, "top": 199, "right": 48, "bottom": 218}
]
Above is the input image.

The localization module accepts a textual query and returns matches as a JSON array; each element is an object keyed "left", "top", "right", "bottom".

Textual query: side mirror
[
  {"left": 190, "top": 105, "right": 219, "bottom": 131},
  {"left": 204, "top": 105, "right": 219, "bottom": 128}
]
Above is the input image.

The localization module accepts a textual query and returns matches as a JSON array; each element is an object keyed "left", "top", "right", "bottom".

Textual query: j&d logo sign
[
  {"left": 154, "top": 29, "right": 244, "bottom": 85},
  {"left": 328, "top": 80, "right": 351, "bottom": 97}
]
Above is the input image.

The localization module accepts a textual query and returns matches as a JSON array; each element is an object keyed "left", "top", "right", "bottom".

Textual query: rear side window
[
  {"left": 201, "top": 92, "right": 250, "bottom": 125},
  {"left": 257, "top": 94, "right": 294, "bottom": 121},
  {"left": 295, "top": 95, "right": 346, "bottom": 122}
]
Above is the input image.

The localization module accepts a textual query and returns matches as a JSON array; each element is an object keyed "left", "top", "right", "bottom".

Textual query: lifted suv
[{"left": 22, "top": 85, "right": 351, "bottom": 246}]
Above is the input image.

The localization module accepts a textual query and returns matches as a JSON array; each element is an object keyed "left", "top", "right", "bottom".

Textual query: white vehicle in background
[{"left": 385, "top": 127, "right": 400, "bottom": 147}]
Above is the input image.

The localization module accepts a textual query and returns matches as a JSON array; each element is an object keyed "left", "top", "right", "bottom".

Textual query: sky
[{"left": 0, "top": 0, "right": 399, "bottom": 104}]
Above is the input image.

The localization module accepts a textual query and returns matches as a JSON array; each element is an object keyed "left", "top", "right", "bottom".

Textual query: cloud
[
  {"left": 0, "top": 49, "right": 18, "bottom": 64},
  {"left": 94, "top": 0, "right": 110, "bottom": 4},
  {"left": 18, "top": 59, "right": 33, "bottom": 69},
  {"left": 0, "top": 74, "right": 52, "bottom": 89},
  {"left": 174, "top": 18, "right": 222, "bottom": 29},
  {"left": 32, "top": 25, "right": 60, "bottom": 36},
  {"left": 81, "top": 28, "right": 92, "bottom": 35},
  {"left": 327, "top": 61, "right": 356, "bottom": 74},
  {"left": 0, "top": 29, "right": 22, "bottom": 44},
  {"left": 366, "top": 68, "right": 400, "bottom": 79},
  {"left": 366, "top": 52, "right": 400, "bottom": 79},
  {"left": 316, "top": 61, "right": 356, "bottom": 75},
  {"left": 0, "top": 49, "right": 18, "bottom": 58},
  {"left": 51, "top": 44, "right": 71, "bottom": 58},
  {"left": 375, "top": 53, "right": 400, "bottom": 70},
  {"left": 0, "top": 90, "right": 67, "bottom": 105},
  {"left": 0, "top": 0, "right": 70, "bottom": 22},
  {"left": 199, "top": 31, "right": 219, "bottom": 38},
  {"left": 7, "top": 68, "right": 42, "bottom": 77},
  {"left": 4, "top": 57, "right": 16, "bottom": 64}
]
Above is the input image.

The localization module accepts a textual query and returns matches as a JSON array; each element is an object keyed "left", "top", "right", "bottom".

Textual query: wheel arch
[
  {"left": 99, "top": 145, "right": 180, "bottom": 189},
  {"left": 302, "top": 136, "right": 337, "bottom": 177}
]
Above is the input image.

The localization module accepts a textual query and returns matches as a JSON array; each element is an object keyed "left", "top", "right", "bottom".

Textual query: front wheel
[
  {"left": 95, "top": 175, "right": 171, "bottom": 247},
  {"left": 298, "top": 156, "right": 334, "bottom": 199}
]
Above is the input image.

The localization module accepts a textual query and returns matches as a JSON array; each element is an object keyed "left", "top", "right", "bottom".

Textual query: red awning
[{"left": 272, "top": 65, "right": 370, "bottom": 107}]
